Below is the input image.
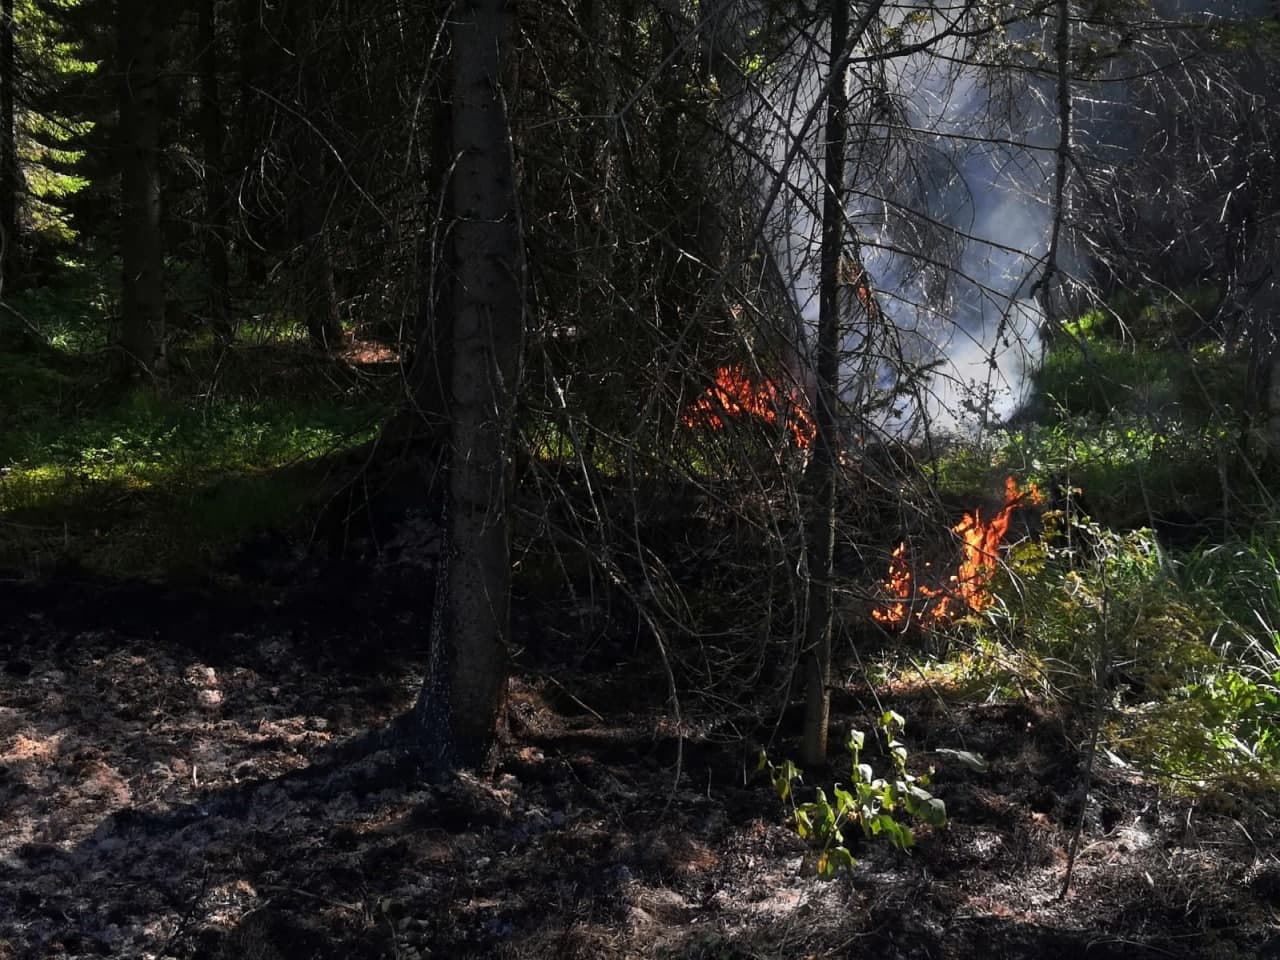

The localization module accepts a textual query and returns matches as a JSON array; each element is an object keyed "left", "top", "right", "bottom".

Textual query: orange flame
[
  {"left": 871, "top": 542, "right": 913, "bottom": 627},
  {"left": 682, "top": 365, "right": 816, "bottom": 449},
  {"left": 873, "top": 477, "right": 1043, "bottom": 628}
]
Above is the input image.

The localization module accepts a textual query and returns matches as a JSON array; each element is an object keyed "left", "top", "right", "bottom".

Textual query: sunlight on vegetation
[
  {"left": 0, "top": 279, "right": 389, "bottom": 575},
  {"left": 901, "top": 288, "right": 1280, "bottom": 803},
  {"left": 0, "top": 394, "right": 382, "bottom": 574},
  {"left": 920, "top": 425, "right": 1276, "bottom": 796},
  {"left": 15, "top": 0, "right": 97, "bottom": 249},
  {"left": 887, "top": 520, "right": 1280, "bottom": 798}
]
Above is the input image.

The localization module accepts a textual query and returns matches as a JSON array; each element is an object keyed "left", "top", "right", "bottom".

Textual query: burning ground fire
[
  {"left": 681, "top": 370, "right": 1040, "bottom": 628},
  {"left": 682, "top": 364, "right": 816, "bottom": 449},
  {"left": 873, "top": 477, "right": 1043, "bottom": 629}
]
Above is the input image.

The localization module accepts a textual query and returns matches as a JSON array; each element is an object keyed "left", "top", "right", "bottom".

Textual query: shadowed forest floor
[{"left": 1, "top": 567, "right": 1278, "bottom": 960}]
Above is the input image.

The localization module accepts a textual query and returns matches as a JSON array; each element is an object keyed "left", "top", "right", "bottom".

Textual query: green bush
[
  {"left": 0, "top": 312, "right": 388, "bottom": 575},
  {"left": 985, "top": 517, "right": 1280, "bottom": 795}
]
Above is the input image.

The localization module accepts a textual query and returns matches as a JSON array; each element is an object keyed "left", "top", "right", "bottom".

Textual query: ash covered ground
[{"left": 1, "top": 565, "right": 1277, "bottom": 960}]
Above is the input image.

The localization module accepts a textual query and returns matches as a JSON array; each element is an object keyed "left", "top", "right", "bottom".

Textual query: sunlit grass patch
[
  {"left": 928, "top": 520, "right": 1280, "bottom": 799},
  {"left": 0, "top": 369, "right": 385, "bottom": 575},
  {"left": 870, "top": 498, "right": 1280, "bottom": 803},
  {"left": 901, "top": 306, "right": 1280, "bottom": 804},
  {"left": 3, "top": 262, "right": 116, "bottom": 354},
  {"left": 0, "top": 446, "right": 366, "bottom": 577}
]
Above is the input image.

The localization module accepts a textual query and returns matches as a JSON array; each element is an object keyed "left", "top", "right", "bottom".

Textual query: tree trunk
[
  {"left": 236, "top": 0, "right": 268, "bottom": 285},
  {"left": 117, "top": 0, "right": 166, "bottom": 378},
  {"left": 301, "top": 192, "right": 342, "bottom": 350},
  {"left": 198, "top": 0, "right": 231, "bottom": 338},
  {"left": 406, "top": 88, "right": 455, "bottom": 446},
  {"left": 801, "top": 0, "right": 849, "bottom": 769},
  {"left": 0, "top": 0, "right": 17, "bottom": 294},
  {"left": 286, "top": 0, "right": 342, "bottom": 350},
  {"left": 409, "top": 0, "right": 522, "bottom": 773},
  {"left": 1243, "top": 311, "right": 1280, "bottom": 474}
]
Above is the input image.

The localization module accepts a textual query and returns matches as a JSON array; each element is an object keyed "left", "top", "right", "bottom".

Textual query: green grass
[
  {"left": 0, "top": 273, "right": 392, "bottom": 576},
  {"left": 903, "top": 521, "right": 1280, "bottom": 798},
  {"left": 1035, "top": 336, "right": 1242, "bottom": 424},
  {"left": 3, "top": 259, "right": 116, "bottom": 352},
  {"left": 926, "top": 311, "right": 1254, "bottom": 524},
  {"left": 0, "top": 389, "right": 384, "bottom": 575}
]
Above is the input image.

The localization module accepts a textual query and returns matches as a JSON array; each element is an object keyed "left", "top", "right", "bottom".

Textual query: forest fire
[
  {"left": 682, "top": 364, "right": 816, "bottom": 449},
  {"left": 873, "top": 477, "right": 1043, "bottom": 629}
]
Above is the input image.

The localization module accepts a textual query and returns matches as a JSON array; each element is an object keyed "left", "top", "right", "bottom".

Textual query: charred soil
[{"left": 0, "top": 564, "right": 1277, "bottom": 960}]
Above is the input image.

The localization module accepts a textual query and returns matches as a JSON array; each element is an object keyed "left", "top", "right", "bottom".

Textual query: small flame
[
  {"left": 871, "top": 543, "right": 913, "bottom": 627},
  {"left": 682, "top": 365, "right": 815, "bottom": 449},
  {"left": 873, "top": 477, "right": 1043, "bottom": 628}
]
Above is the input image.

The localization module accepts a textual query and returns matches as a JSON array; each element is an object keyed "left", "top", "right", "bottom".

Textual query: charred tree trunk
[
  {"left": 409, "top": 0, "right": 522, "bottom": 773},
  {"left": 198, "top": 0, "right": 232, "bottom": 338},
  {"left": 801, "top": 0, "right": 849, "bottom": 768},
  {"left": 0, "top": 0, "right": 17, "bottom": 295},
  {"left": 117, "top": 0, "right": 166, "bottom": 378}
]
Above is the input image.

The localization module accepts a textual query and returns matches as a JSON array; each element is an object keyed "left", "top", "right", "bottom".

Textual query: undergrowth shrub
[
  {"left": 3, "top": 263, "right": 115, "bottom": 353},
  {"left": 983, "top": 513, "right": 1280, "bottom": 796},
  {"left": 760, "top": 712, "right": 948, "bottom": 878},
  {"left": 1013, "top": 296, "right": 1246, "bottom": 526}
]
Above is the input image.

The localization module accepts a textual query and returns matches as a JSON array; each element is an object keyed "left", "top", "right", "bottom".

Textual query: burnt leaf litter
[{"left": 1, "top": 552, "right": 1278, "bottom": 960}]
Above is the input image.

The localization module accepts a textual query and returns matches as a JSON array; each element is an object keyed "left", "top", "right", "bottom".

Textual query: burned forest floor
[{"left": 2, "top": 560, "right": 1279, "bottom": 960}]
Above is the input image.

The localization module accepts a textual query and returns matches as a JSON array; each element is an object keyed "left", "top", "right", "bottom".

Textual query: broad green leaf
[
  {"left": 774, "top": 776, "right": 790, "bottom": 802},
  {"left": 874, "top": 813, "right": 915, "bottom": 850},
  {"left": 833, "top": 785, "right": 855, "bottom": 815},
  {"left": 921, "top": 798, "right": 947, "bottom": 827},
  {"left": 826, "top": 846, "right": 855, "bottom": 876},
  {"left": 908, "top": 785, "right": 934, "bottom": 804}
]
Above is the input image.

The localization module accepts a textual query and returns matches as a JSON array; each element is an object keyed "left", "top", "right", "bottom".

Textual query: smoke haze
[{"left": 727, "top": 0, "right": 1269, "bottom": 436}]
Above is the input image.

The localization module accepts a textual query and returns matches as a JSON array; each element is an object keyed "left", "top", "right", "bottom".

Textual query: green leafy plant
[
  {"left": 759, "top": 712, "right": 947, "bottom": 879},
  {"left": 982, "top": 512, "right": 1280, "bottom": 795}
]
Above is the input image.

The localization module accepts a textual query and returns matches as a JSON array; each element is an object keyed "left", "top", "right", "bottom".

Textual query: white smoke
[
  {"left": 727, "top": 7, "right": 1060, "bottom": 437},
  {"left": 725, "top": 0, "right": 1268, "bottom": 437}
]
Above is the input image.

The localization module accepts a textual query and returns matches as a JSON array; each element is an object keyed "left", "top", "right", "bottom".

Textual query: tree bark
[
  {"left": 236, "top": 0, "right": 268, "bottom": 285},
  {"left": 409, "top": 0, "right": 522, "bottom": 772},
  {"left": 802, "top": 0, "right": 849, "bottom": 768},
  {"left": 198, "top": 0, "right": 231, "bottom": 338},
  {"left": 0, "top": 0, "right": 17, "bottom": 294},
  {"left": 406, "top": 87, "right": 455, "bottom": 446},
  {"left": 117, "top": 0, "right": 166, "bottom": 378},
  {"left": 286, "top": 0, "right": 342, "bottom": 350}
]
